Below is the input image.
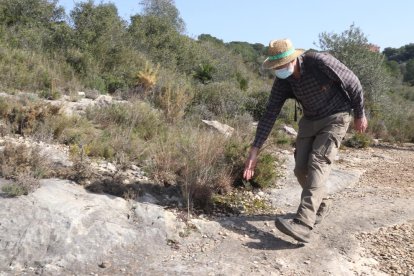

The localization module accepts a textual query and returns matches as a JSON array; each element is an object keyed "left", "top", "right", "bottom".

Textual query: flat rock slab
[
  {"left": 0, "top": 179, "right": 183, "bottom": 275},
  {"left": 269, "top": 155, "right": 363, "bottom": 210}
]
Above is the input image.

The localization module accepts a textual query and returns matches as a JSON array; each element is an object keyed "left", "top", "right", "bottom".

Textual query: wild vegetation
[{"left": 0, "top": 0, "right": 412, "bottom": 209}]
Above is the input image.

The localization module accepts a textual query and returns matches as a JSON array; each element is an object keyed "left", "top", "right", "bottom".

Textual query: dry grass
[
  {"left": 0, "top": 142, "right": 52, "bottom": 197},
  {"left": 136, "top": 62, "right": 159, "bottom": 91},
  {"left": 146, "top": 125, "right": 249, "bottom": 210},
  {"left": 0, "top": 97, "right": 61, "bottom": 136},
  {"left": 155, "top": 82, "right": 193, "bottom": 123}
]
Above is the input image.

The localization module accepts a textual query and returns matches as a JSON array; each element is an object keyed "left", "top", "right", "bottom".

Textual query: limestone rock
[
  {"left": 282, "top": 125, "right": 298, "bottom": 137},
  {"left": 202, "top": 120, "right": 234, "bottom": 137},
  {"left": 0, "top": 179, "right": 183, "bottom": 274}
]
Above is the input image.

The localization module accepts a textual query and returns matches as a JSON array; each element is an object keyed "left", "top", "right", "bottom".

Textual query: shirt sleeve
[
  {"left": 314, "top": 53, "right": 365, "bottom": 119},
  {"left": 252, "top": 79, "right": 292, "bottom": 149}
]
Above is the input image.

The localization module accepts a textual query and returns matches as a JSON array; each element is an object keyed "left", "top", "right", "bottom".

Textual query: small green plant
[
  {"left": 1, "top": 172, "right": 39, "bottom": 197},
  {"left": 2, "top": 184, "right": 27, "bottom": 197},
  {"left": 345, "top": 132, "right": 373, "bottom": 148},
  {"left": 244, "top": 90, "right": 269, "bottom": 121},
  {"left": 251, "top": 152, "right": 279, "bottom": 188}
]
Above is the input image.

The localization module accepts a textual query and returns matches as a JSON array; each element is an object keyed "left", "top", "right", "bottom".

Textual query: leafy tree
[
  {"left": 252, "top": 43, "right": 266, "bottom": 55},
  {"left": 317, "top": 24, "right": 391, "bottom": 114},
  {"left": 404, "top": 59, "right": 414, "bottom": 85},
  {"left": 45, "top": 21, "right": 75, "bottom": 51},
  {"left": 71, "top": 1, "right": 126, "bottom": 55},
  {"left": 69, "top": 1, "right": 134, "bottom": 91},
  {"left": 0, "top": 0, "right": 64, "bottom": 27},
  {"left": 385, "top": 60, "right": 403, "bottom": 82},
  {"left": 139, "top": 0, "right": 185, "bottom": 33},
  {"left": 227, "top": 41, "right": 258, "bottom": 63},
  {"left": 198, "top": 34, "right": 224, "bottom": 45},
  {"left": 383, "top": 47, "right": 401, "bottom": 62},
  {"left": 0, "top": 0, "right": 67, "bottom": 51},
  {"left": 129, "top": 14, "right": 205, "bottom": 74},
  {"left": 383, "top": 43, "right": 414, "bottom": 63}
]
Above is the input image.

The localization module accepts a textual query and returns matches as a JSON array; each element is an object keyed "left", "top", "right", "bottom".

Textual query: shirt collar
[{"left": 285, "top": 54, "right": 305, "bottom": 82}]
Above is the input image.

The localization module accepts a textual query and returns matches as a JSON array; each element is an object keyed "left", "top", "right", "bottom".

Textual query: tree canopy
[{"left": 317, "top": 24, "right": 391, "bottom": 110}]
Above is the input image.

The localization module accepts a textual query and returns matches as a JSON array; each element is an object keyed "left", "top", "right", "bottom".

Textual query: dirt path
[{"left": 128, "top": 144, "right": 414, "bottom": 275}]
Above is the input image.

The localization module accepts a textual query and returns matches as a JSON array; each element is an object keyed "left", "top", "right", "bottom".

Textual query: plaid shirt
[{"left": 252, "top": 51, "right": 365, "bottom": 149}]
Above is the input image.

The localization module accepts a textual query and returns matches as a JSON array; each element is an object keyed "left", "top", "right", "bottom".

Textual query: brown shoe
[
  {"left": 315, "top": 200, "right": 332, "bottom": 225},
  {"left": 275, "top": 217, "right": 311, "bottom": 243}
]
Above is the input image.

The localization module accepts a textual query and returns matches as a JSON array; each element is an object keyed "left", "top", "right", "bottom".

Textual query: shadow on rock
[
  {"left": 85, "top": 177, "right": 183, "bottom": 207},
  {"left": 217, "top": 213, "right": 304, "bottom": 251},
  {"left": 376, "top": 143, "right": 414, "bottom": 152}
]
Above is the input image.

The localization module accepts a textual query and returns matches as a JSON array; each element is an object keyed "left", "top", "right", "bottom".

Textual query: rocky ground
[
  {"left": 344, "top": 144, "right": 414, "bottom": 276},
  {"left": 1, "top": 139, "right": 413, "bottom": 275}
]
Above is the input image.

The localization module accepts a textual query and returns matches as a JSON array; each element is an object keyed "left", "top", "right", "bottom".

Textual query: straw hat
[{"left": 262, "top": 38, "right": 305, "bottom": 69}]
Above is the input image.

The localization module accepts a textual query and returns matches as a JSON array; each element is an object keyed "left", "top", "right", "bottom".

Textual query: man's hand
[
  {"left": 354, "top": 116, "right": 368, "bottom": 133},
  {"left": 243, "top": 147, "right": 259, "bottom": 181}
]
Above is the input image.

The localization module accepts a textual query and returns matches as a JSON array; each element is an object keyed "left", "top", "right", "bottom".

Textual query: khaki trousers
[{"left": 294, "top": 112, "right": 351, "bottom": 228}]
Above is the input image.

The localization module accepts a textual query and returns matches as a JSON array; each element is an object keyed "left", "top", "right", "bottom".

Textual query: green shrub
[
  {"left": 50, "top": 116, "right": 98, "bottom": 145},
  {"left": 192, "top": 81, "right": 248, "bottom": 118},
  {"left": 193, "top": 63, "right": 216, "bottom": 84},
  {"left": 369, "top": 91, "right": 414, "bottom": 142},
  {"left": 2, "top": 183, "right": 27, "bottom": 197},
  {"left": 38, "top": 88, "right": 61, "bottom": 100},
  {"left": 244, "top": 90, "right": 269, "bottom": 121},
  {"left": 87, "top": 100, "right": 165, "bottom": 141},
  {"left": 252, "top": 152, "right": 279, "bottom": 188},
  {"left": 345, "top": 133, "right": 373, "bottom": 148},
  {"left": 145, "top": 121, "right": 280, "bottom": 210}
]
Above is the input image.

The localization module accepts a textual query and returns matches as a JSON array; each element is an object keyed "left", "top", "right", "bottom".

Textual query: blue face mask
[{"left": 275, "top": 63, "right": 294, "bottom": 79}]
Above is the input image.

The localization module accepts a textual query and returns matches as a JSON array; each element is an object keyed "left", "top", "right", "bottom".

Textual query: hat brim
[{"left": 262, "top": 49, "right": 305, "bottom": 70}]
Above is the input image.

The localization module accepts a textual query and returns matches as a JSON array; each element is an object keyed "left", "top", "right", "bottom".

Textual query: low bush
[
  {"left": 154, "top": 82, "right": 193, "bottom": 123},
  {"left": 145, "top": 122, "right": 280, "bottom": 211},
  {"left": 0, "top": 142, "right": 52, "bottom": 179},
  {"left": 368, "top": 92, "right": 414, "bottom": 143},
  {"left": 87, "top": 100, "right": 165, "bottom": 141},
  {"left": 0, "top": 142, "right": 53, "bottom": 197},
  {"left": 1, "top": 172, "right": 40, "bottom": 197},
  {"left": 146, "top": 125, "right": 237, "bottom": 209},
  {"left": 244, "top": 90, "right": 269, "bottom": 121},
  {"left": 0, "top": 97, "right": 61, "bottom": 136},
  {"left": 344, "top": 133, "right": 373, "bottom": 148},
  {"left": 251, "top": 152, "right": 279, "bottom": 188},
  {"left": 191, "top": 81, "right": 249, "bottom": 119}
]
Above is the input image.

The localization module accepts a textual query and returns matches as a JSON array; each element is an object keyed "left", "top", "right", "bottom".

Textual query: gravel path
[{"left": 347, "top": 144, "right": 414, "bottom": 276}]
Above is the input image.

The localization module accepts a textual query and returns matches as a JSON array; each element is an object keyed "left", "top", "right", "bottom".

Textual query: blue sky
[{"left": 58, "top": 0, "right": 414, "bottom": 51}]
